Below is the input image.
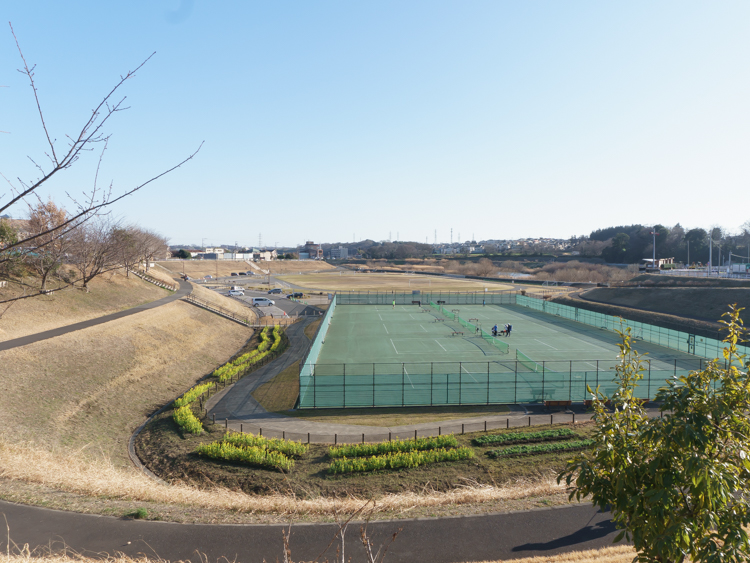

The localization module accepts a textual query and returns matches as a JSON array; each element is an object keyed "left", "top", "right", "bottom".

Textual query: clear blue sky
[{"left": 3, "top": 1, "right": 749, "bottom": 247}]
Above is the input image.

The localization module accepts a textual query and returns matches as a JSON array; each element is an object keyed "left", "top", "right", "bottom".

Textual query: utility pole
[
  {"left": 434, "top": 230, "right": 437, "bottom": 245},
  {"left": 451, "top": 229, "right": 453, "bottom": 244},
  {"left": 709, "top": 232, "right": 713, "bottom": 276},
  {"left": 687, "top": 240, "right": 690, "bottom": 266},
  {"left": 649, "top": 227, "right": 660, "bottom": 269}
]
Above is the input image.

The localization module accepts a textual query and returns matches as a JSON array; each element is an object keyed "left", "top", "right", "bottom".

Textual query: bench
[
  {"left": 545, "top": 400, "right": 572, "bottom": 409},
  {"left": 451, "top": 331, "right": 464, "bottom": 336},
  {"left": 434, "top": 318, "right": 445, "bottom": 322}
]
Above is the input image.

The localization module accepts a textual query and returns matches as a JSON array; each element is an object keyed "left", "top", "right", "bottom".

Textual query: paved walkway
[
  {"left": 0, "top": 279, "right": 192, "bottom": 352},
  {"left": 0, "top": 498, "right": 621, "bottom": 563}
]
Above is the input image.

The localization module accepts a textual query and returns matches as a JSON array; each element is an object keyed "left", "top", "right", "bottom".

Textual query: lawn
[
  {"left": 276, "top": 272, "right": 514, "bottom": 292},
  {"left": 252, "top": 361, "right": 300, "bottom": 412}
]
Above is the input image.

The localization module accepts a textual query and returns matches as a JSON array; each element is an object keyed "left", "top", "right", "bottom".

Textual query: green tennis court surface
[{"left": 299, "top": 303, "right": 705, "bottom": 409}]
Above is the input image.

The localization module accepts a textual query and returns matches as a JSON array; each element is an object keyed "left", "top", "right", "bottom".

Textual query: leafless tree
[
  {"left": 26, "top": 198, "right": 72, "bottom": 291},
  {"left": 475, "top": 257, "right": 496, "bottom": 277},
  {"left": 0, "top": 23, "right": 201, "bottom": 303},
  {"left": 68, "top": 218, "right": 118, "bottom": 291}
]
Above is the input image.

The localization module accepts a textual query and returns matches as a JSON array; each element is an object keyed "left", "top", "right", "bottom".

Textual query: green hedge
[
  {"left": 329, "top": 447, "right": 474, "bottom": 474},
  {"left": 173, "top": 405, "right": 203, "bottom": 434},
  {"left": 213, "top": 327, "right": 284, "bottom": 382},
  {"left": 173, "top": 382, "right": 213, "bottom": 408},
  {"left": 328, "top": 435, "right": 459, "bottom": 459},
  {"left": 473, "top": 429, "right": 577, "bottom": 446},
  {"left": 223, "top": 431, "right": 307, "bottom": 458},
  {"left": 196, "top": 441, "right": 293, "bottom": 471},
  {"left": 486, "top": 439, "right": 593, "bottom": 458}
]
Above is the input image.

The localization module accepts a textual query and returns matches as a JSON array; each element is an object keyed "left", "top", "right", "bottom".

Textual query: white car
[
  {"left": 252, "top": 297, "right": 275, "bottom": 306},
  {"left": 229, "top": 289, "right": 244, "bottom": 297}
]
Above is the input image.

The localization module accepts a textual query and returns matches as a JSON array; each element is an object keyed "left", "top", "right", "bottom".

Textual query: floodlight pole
[
  {"left": 650, "top": 227, "right": 660, "bottom": 269},
  {"left": 709, "top": 233, "right": 713, "bottom": 276}
]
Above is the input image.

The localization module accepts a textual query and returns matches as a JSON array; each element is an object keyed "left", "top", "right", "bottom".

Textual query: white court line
[
  {"left": 390, "top": 339, "right": 399, "bottom": 354},
  {"left": 585, "top": 361, "right": 599, "bottom": 370},
  {"left": 383, "top": 324, "right": 389, "bottom": 334},
  {"left": 435, "top": 339, "right": 447, "bottom": 352},
  {"left": 461, "top": 364, "right": 478, "bottom": 382},
  {"left": 403, "top": 366, "right": 415, "bottom": 388},
  {"left": 569, "top": 335, "right": 610, "bottom": 351},
  {"left": 420, "top": 324, "right": 428, "bottom": 332},
  {"left": 378, "top": 314, "right": 383, "bottom": 321},
  {"left": 535, "top": 339, "right": 558, "bottom": 350},
  {"left": 409, "top": 314, "right": 416, "bottom": 320}
]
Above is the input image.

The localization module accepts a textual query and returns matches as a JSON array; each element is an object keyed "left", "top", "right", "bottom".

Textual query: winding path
[{"left": 0, "top": 499, "right": 621, "bottom": 562}]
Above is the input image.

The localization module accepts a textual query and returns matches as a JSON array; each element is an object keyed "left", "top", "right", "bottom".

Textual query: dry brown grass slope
[
  {"left": 0, "top": 300, "right": 252, "bottom": 468},
  {"left": 187, "top": 282, "right": 259, "bottom": 321},
  {"left": 582, "top": 287, "right": 750, "bottom": 325},
  {"left": 0, "top": 270, "right": 169, "bottom": 341}
]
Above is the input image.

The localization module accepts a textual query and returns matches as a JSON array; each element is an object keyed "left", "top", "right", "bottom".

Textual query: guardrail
[
  {"left": 128, "top": 268, "right": 177, "bottom": 291},
  {"left": 183, "top": 293, "right": 253, "bottom": 326}
]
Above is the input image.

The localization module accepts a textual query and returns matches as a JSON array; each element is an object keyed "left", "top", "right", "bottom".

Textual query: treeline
[
  {"left": 586, "top": 223, "right": 750, "bottom": 264},
  {"left": 0, "top": 198, "right": 168, "bottom": 298}
]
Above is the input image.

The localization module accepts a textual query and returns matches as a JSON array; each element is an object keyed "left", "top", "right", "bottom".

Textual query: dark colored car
[
  {"left": 288, "top": 292, "right": 303, "bottom": 299},
  {"left": 268, "top": 288, "right": 282, "bottom": 294}
]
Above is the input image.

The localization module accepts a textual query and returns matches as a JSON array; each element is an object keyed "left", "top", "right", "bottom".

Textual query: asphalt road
[{"left": 0, "top": 499, "right": 621, "bottom": 563}]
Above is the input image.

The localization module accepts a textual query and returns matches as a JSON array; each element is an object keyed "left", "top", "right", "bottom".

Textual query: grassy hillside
[
  {"left": 581, "top": 287, "right": 750, "bottom": 325},
  {"left": 0, "top": 300, "right": 253, "bottom": 468},
  {"left": 0, "top": 270, "right": 170, "bottom": 341}
]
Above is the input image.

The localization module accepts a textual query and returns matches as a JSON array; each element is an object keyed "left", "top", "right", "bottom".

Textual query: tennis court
[{"left": 298, "top": 298, "right": 711, "bottom": 409}]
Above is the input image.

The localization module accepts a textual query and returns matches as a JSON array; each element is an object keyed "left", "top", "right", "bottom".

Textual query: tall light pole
[
  {"left": 650, "top": 227, "right": 660, "bottom": 270},
  {"left": 709, "top": 232, "right": 713, "bottom": 276}
]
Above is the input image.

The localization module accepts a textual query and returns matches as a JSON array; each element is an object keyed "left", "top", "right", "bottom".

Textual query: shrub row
[
  {"left": 328, "top": 435, "right": 459, "bottom": 459},
  {"left": 213, "top": 326, "right": 283, "bottom": 382},
  {"left": 329, "top": 447, "right": 474, "bottom": 474},
  {"left": 196, "top": 441, "right": 294, "bottom": 471},
  {"left": 222, "top": 431, "right": 308, "bottom": 458},
  {"left": 173, "top": 382, "right": 214, "bottom": 409},
  {"left": 486, "top": 439, "right": 594, "bottom": 458},
  {"left": 173, "top": 405, "right": 203, "bottom": 434},
  {"left": 473, "top": 428, "right": 577, "bottom": 446}
]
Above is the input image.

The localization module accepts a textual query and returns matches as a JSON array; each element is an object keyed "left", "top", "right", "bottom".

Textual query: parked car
[
  {"left": 268, "top": 288, "right": 282, "bottom": 294},
  {"left": 288, "top": 292, "right": 303, "bottom": 299},
  {"left": 238, "top": 272, "right": 248, "bottom": 276},
  {"left": 230, "top": 272, "right": 239, "bottom": 276},
  {"left": 229, "top": 289, "right": 244, "bottom": 297},
  {"left": 245, "top": 271, "right": 254, "bottom": 275},
  {"left": 204, "top": 275, "right": 213, "bottom": 279},
  {"left": 252, "top": 297, "right": 275, "bottom": 307}
]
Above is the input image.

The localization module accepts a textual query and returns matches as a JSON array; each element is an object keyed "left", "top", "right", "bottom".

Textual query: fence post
[
  {"left": 528, "top": 416, "right": 531, "bottom": 427},
  {"left": 308, "top": 432, "right": 310, "bottom": 444},
  {"left": 373, "top": 363, "right": 376, "bottom": 408},
  {"left": 569, "top": 361, "right": 572, "bottom": 401},
  {"left": 335, "top": 434, "right": 337, "bottom": 445},
  {"left": 362, "top": 433, "right": 365, "bottom": 444},
  {"left": 462, "top": 423, "right": 464, "bottom": 435},
  {"left": 487, "top": 362, "right": 490, "bottom": 405},
  {"left": 259, "top": 428, "right": 262, "bottom": 436},
  {"left": 389, "top": 432, "right": 392, "bottom": 442},
  {"left": 225, "top": 418, "right": 228, "bottom": 429},
  {"left": 439, "top": 426, "right": 441, "bottom": 436},
  {"left": 507, "top": 418, "right": 509, "bottom": 429},
  {"left": 415, "top": 429, "right": 418, "bottom": 440},
  {"left": 240, "top": 424, "right": 243, "bottom": 433},
  {"left": 550, "top": 414, "right": 553, "bottom": 425},
  {"left": 212, "top": 413, "right": 215, "bottom": 423}
]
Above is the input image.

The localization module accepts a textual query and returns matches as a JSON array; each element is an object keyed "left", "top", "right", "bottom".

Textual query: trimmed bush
[
  {"left": 213, "top": 327, "right": 284, "bottom": 382},
  {"left": 486, "top": 439, "right": 593, "bottom": 458},
  {"left": 173, "top": 382, "right": 213, "bottom": 408},
  {"left": 196, "top": 441, "right": 293, "bottom": 471},
  {"left": 473, "top": 429, "right": 577, "bottom": 446},
  {"left": 222, "top": 431, "right": 307, "bottom": 458},
  {"left": 329, "top": 447, "right": 474, "bottom": 474},
  {"left": 328, "top": 435, "right": 459, "bottom": 459},
  {"left": 173, "top": 405, "right": 203, "bottom": 434}
]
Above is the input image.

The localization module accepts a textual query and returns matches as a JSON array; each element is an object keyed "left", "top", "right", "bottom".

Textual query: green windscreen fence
[
  {"left": 337, "top": 291, "right": 516, "bottom": 305},
  {"left": 514, "top": 295, "right": 750, "bottom": 361},
  {"left": 297, "top": 357, "right": 709, "bottom": 408},
  {"left": 298, "top": 294, "right": 337, "bottom": 406}
]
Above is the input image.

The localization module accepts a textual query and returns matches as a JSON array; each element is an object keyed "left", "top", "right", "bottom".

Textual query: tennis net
[
  {"left": 430, "top": 301, "right": 509, "bottom": 354},
  {"left": 516, "top": 349, "right": 543, "bottom": 373}
]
